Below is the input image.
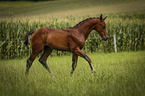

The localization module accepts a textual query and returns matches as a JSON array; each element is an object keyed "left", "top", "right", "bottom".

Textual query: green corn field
[{"left": 0, "top": 12, "right": 145, "bottom": 59}]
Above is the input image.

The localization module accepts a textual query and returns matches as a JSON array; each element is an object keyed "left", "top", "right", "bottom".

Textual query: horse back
[{"left": 31, "top": 27, "right": 72, "bottom": 51}]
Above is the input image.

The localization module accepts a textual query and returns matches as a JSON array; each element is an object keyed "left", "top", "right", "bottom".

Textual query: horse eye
[
  {"left": 102, "top": 26, "right": 105, "bottom": 29},
  {"left": 100, "top": 24, "right": 106, "bottom": 29}
]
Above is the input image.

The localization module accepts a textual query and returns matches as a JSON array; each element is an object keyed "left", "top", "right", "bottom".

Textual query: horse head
[{"left": 94, "top": 14, "right": 108, "bottom": 41}]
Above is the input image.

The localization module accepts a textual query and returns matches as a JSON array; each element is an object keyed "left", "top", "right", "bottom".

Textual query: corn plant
[{"left": 0, "top": 13, "right": 145, "bottom": 59}]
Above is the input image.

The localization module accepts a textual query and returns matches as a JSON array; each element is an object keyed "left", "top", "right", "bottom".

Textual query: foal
[{"left": 24, "top": 14, "right": 108, "bottom": 75}]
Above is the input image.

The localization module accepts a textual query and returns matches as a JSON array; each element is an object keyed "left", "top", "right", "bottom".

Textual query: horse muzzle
[{"left": 102, "top": 35, "right": 108, "bottom": 41}]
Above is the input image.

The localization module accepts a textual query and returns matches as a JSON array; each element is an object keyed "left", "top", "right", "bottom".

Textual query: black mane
[{"left": 73, "top": 17, "right": 99, "bottom": 28}]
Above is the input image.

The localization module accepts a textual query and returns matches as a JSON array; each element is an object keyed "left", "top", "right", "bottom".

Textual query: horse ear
[
  {"left": 103, "top": 16, "right": 107, "bottom": 20},
  {"left": 100, "top": 14, "right": 103, "bottom": 22},
  {"left": 100, "top": 14, "right": 103, "bottom": 20}
]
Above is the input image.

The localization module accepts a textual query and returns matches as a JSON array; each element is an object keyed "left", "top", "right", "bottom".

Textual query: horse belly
[{"left": 46, "top": 34, "right": 70, "bottom": 51}]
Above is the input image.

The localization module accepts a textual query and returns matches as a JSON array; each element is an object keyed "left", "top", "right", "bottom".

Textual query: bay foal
[{"left": 24, "top": 14, "right": 108, "bottom": 76}]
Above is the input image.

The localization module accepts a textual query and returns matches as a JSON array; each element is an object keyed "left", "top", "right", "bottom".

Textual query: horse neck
[{"left": 73, "top": 19, "right": 98, "bottom": 40}]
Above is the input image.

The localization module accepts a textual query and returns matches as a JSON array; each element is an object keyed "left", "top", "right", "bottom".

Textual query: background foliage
[
  {"left": 0, "top": 0, "right": 145, "bottom": 59},
  {"left": 0, "top": 12, "right": 145, "bottom": 59}
]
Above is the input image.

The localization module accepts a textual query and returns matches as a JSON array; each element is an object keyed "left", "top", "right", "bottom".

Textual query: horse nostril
[{"left": 103, "top": 35, "right": 108, "bottom": 41}]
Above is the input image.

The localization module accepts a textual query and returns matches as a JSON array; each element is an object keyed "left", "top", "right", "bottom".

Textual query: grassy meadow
[
  {"left": 0, "top": 51, "right": 145, "bottom": 96},
  {"left": 0, "top": 0, "right": 145, "bottom": 96}
]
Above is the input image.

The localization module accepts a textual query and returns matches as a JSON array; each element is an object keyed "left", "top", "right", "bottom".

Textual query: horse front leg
[
  {"left": 73, "top": 48, "right": 96, "bottom": 73},
  {"left": 70, "top": 53, "right": 78, "bottom": 75}
]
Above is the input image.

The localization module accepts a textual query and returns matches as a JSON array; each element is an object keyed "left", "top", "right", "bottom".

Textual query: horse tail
[{"left": 24, "top": 31, "right": 34, "bottom": 46}]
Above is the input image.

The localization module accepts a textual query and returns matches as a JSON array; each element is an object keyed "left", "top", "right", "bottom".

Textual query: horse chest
[{"left": 68, "top": 34, "right": 85, "bottom": 50}]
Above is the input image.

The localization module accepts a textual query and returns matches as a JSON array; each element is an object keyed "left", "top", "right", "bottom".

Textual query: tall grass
[
  {"left": 0, "top": 51, "right": 144, "bottom": 96},
  {"left": 0, "top": 12, "right": 145, "bottom": 59}
]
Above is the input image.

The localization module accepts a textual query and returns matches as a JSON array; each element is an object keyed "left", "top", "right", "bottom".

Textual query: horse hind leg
[
  {"left": 39, "top": 46, "right": 54, "bottom": 76},
  {"left": 25, "top": 43, "right": 44, "bottom": 75},
  {"left": 25, "top": 51, "right": 41, "bottom": 75}
]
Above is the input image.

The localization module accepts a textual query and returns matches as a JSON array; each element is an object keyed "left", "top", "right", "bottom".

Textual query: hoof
[
  {"left": 25, "top": 71, "right": 29, "bottom": 76},
  {"left": 92, "top": 70, "right": 96, "bottom": 73},
  {"left": 50, "top": 72, "right": 56, "bottom": 79}
]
